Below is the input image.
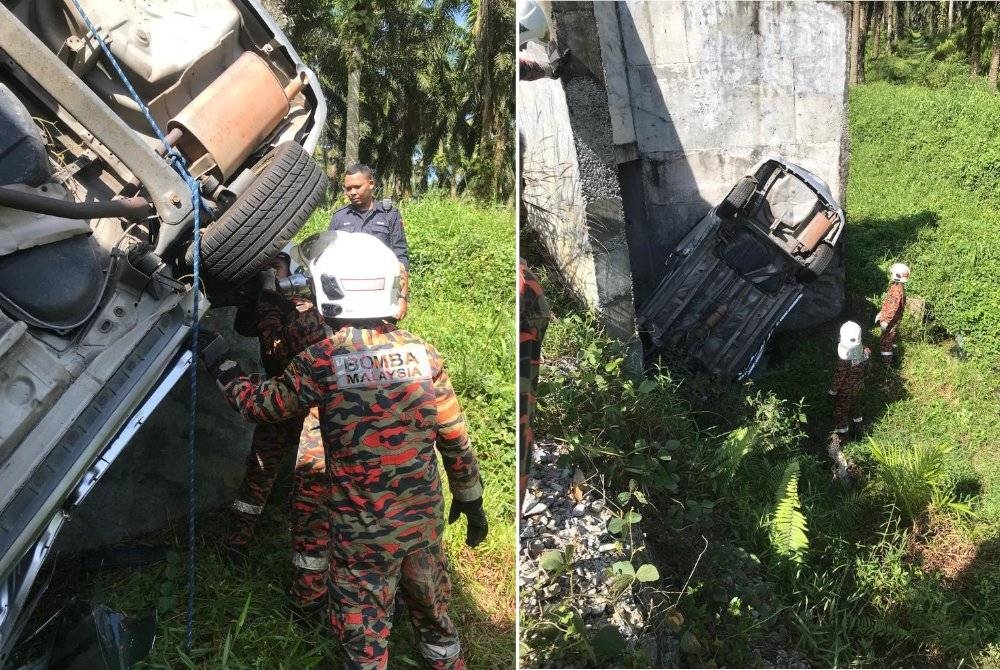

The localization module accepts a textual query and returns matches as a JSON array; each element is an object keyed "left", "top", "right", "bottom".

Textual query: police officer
[
  {"left": 200, "top": 232, "right": 487, "bottom": 670},
  {"left": 329, "top": 164, "right": 409, "bottom": 269}
]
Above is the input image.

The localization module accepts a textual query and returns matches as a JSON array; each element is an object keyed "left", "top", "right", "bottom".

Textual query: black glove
[
  {"left": 448, "top": 498, "right": 488, "bottom": 548},
  {"left": 197, "top": 329, "right": 229, "bottom": 372}
]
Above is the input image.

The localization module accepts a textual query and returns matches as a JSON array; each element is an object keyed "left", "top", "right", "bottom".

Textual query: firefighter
[
  {"left": 829, "top": 321, "right": 870, "bottom": 436},
  {"left": 200, "top": 232, "right": 487, "bottom": 670},
  {"left": 876, "top": 262, "right": 909, "bottom": 364},
  {"left": 227, "top": 252, "right": 330, "bottom": 614},
  {"left": 518, "top": 259, "right": 550, "bottom": 506}
]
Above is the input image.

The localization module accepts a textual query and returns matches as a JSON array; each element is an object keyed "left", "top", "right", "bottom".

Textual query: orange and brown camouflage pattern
[
  {"left": 228, "top": 292, "right": 329, "bottom": 605},
  {"left": 289, "top": 408, "right": 329, "bottom": 604},
  {"left": 879, "top": 282, "right": 906, "bottom": 357},
  {"left": 217, "top": 322, "right": 481, "bottom": 669},
  {"left": 830, "top": 347, "right": 870, "bottom": 432},
  {"left": 519, "top": 261, "right": 549, "bottom": 505},
  {"left": 328, "top": 540, "right": 464, "bottom": 670}
]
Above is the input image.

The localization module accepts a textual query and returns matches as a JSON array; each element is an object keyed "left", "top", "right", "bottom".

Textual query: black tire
[
  {"left": 795, "top": 240, "right": 836, "bottom": 283},
  {"left": 715, "top": 176, "right": 756, "bottom": 219},
  {"left": 187, "top": 142, "right": 326, "bottom": 285}
]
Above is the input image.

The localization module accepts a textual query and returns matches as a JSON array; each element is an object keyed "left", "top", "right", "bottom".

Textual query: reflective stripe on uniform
[
  {"left": 292, "top": 552, "right": 329, "bottom": 571},
  {"left": 233, "top": 499, "right": 263, "bottom": 515},
  {"left": 419, "top": 639, "right": 462, "bottom": 661}
]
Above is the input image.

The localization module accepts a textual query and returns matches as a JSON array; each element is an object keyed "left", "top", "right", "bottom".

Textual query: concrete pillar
[
  {"left": 593, "top": 0, "right": 851, "bottom": 326},
  {"left": 519, "top": 5, "right": 639, "bottom": 350}
]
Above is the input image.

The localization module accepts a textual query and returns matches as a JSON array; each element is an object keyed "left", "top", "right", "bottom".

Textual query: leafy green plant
[
  {"left": 713, "top": 425, "right": 759, "bottom": 482},
  {"left": 768, "top": 459, "right": 809, "bottom": 564},
  {"left": 608, "top": 559, "right": 660, "bottom": 599},
  {"left": 865, "top": 440, "right": 955, "bottom": 521}
]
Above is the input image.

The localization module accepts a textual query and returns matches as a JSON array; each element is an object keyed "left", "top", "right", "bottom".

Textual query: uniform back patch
[{"left": 334, "top": 344, "right": 432, "bottom": 388}]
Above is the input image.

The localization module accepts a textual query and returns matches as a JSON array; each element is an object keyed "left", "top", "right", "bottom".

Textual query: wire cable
[{"left": 63, "top": 1, "right": 202, "bottom": 650}]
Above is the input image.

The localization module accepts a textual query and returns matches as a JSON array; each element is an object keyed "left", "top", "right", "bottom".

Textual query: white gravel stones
[{"left": 520, "top": 439, "right": 653, "bottom": 662}]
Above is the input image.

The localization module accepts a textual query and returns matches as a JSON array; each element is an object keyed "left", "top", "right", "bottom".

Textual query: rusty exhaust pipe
[{"left": 167, "top": 52, "right": 300, "bottom": 181}]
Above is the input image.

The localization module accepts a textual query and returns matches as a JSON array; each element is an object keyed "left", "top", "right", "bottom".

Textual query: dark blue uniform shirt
[{"left": 328, "top": 199, "right": 410, "bottom": 269}]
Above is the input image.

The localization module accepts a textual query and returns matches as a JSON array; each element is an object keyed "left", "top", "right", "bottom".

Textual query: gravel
[{"left": 520, "top": 439, "right": 656, "bottom": 665}]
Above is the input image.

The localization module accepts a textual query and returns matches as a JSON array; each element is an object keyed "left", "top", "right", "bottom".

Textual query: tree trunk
[
  {"left": 948, "top": 0, "right": 954, "bottom": 30},
  {"left": 850, "top": 0, "right": 862, "bottom": 84},
  {"left": 990, "top": 32, "right": 1000, "bottom": 90},
  {"left": 873, "top": 8, "right": 882, "bottom": 58},
  {"left": 968, "top": 3, "right": 981, "bottom": 77},
  {"left": 344, "top": 49, "right": 361, "bottom": 166},
  {"left": 890, "top": 1, "right": 899, "bottom": 49},
  {"left": 858, "top": 1, "right": 867, "bottom": 83}
]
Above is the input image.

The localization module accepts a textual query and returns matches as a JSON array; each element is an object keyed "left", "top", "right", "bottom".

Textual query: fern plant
[
  {"left": 866, "top": 440, "right": 955, "bottom": 521},
  {"left": 713, "top": 425, "right": 760, "bottom": 483},
  {"left": 768, "top": 458, "right": 809, "bottom": 563}
]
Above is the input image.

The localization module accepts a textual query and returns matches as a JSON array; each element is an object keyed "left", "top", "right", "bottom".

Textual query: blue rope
[{"left": 65, "top": 3, "right": 201, "bottom": 651}]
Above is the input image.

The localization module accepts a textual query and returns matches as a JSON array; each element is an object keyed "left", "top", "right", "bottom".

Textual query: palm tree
[{"left": 277, "top": 0, "right": 513, "bottom": 202}]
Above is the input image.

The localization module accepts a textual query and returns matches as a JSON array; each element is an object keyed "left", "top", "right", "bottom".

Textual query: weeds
[{"left": 64, "top": 193, "right": 514, "bottom": 669}]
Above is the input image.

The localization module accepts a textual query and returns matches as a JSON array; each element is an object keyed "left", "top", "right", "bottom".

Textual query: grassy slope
[
  {"left": 744, "top": 74, "right": 1000, "bottom": 664},
  {"left": 527, "top": 42, "right": 1000, "bottom": 667},
  {"left": 760, "top": 78, "right": 1000, "bottom": 522},
  {"left": 93, "top": 195, "right": 515, "bottom": 669}
]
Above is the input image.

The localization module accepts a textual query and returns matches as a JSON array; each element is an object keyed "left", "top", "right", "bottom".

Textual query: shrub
[{"left": 865, "top": 441, "right": 954, "bottom": 521}]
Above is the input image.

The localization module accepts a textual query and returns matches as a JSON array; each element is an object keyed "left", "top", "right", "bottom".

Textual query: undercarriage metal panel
[
  {"left": 0, "top": 350, "right": 191, "bottom": 662},
  {"left": 0, "top": 6, "right": 192, "bottom": 226},
  {"left": 638, "top": 241, "right": 802, "bottom": 379},
  {"left": 0, "top": 305, "right": 191, "bottom": 581}
]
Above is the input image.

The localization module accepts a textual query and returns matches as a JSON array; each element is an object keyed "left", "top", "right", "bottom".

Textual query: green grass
[
  {"left": 79, "top": 193, "right": 515, "bottom": 669},
  {"left": 525, "top": 38, "right": 1000, "bottom": 668}
]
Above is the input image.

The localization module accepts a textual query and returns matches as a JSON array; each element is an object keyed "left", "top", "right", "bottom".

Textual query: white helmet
[
  {"left": 294, "top": 231, "right": 401, "bottom": 321},
  {"left": 518, "top": 0, "right": 547, "bottom": 46},
  {"left": 890, "top": 262, "right": 910, "bottom": 283},
  {"left": 838, "top": 321, "right": 863, "bottom": 361}
]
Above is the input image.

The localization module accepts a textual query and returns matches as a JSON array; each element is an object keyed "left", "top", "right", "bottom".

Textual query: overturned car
[
  {"left": 0, "top": 0, "right": 327, "bottom": 658},
  {"left": 636, "top": 157, "right": 844, "bottom": 380}
]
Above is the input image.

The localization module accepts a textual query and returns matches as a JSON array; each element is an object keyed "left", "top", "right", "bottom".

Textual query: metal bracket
[{"left": 0, "top": 6, "right": 193, "bottom": 228}]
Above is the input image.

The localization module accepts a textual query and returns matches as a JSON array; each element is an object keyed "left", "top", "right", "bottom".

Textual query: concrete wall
[
  {"left": 55, "top": 307, "right": 260, "bottom": 552},
  {"left": 593, "top": 0, "right": 851, "bottom": 312},
  {"left": 519, "top": 27, "right": 638, "bottom": 346}
]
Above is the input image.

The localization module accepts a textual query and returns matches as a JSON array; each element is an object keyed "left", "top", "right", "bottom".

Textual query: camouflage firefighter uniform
[
  {"left": 518, "top": 260, "right": 549, "bottom": 504},
  {"left": 829, "top": 347, "right": 871, "bottom": 433},
  {"left": 229, "top": 291, "right": 329, "bottom": 606},
  {"left": 879, "top": 282, "right": 906, "bottom": 359},
  {"left": 214, "top": 323, "right": 482, "bottom": 670}
]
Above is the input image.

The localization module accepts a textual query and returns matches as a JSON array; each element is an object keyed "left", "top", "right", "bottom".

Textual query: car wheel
[
  {"left": 715, "top": 176, "right": 756, "bottom": 219},
  {"left": 186, "top": 141, "right": 326, "bottom": 285},
  {"left": 796, "top": 240, "right": 836, "bottom": 283}
]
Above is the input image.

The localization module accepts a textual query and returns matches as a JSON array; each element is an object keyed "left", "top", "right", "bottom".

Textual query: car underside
[
  {"left": 0, "top": 0, "right": 327, "bottom": 658},
  {"left": 637, "top": 157, "right": 845, "bottom": 380}
]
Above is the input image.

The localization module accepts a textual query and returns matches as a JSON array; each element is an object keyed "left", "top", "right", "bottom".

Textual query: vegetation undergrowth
[
  {"left": 523, "top": 41, "right": 1000, "bottom": 668},
  {"left": 67, "top": 194, "right": 515, "bottom": 669}
]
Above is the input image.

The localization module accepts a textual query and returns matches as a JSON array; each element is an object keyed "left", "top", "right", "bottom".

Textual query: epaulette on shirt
[{"left": 380, "top": 198, "right": 394, "bottom": 211}]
